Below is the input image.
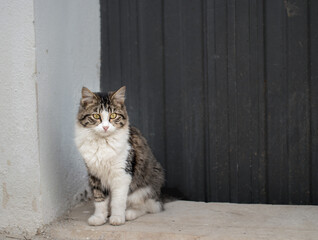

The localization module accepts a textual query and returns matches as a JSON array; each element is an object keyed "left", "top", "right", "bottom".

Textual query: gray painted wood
[
  {"left": 310, "top": 0, "right": 318, "bottom": 204},
  {"left": 100, "top": 0, "right": 317, "bottom": 204}
]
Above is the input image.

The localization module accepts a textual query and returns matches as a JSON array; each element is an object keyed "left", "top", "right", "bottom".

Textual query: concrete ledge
[{"left": 36, "top": 201, "right": 317, "bottom": 240}]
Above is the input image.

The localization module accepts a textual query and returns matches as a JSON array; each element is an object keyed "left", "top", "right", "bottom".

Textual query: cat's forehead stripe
[
  {"left": 100, "top": 110, "right": 109, "bottom": 120},
  {"left": 98, "top": 95, "right": 111, "bottom": 111}
]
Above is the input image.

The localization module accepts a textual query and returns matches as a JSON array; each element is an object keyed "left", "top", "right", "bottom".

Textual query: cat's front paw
[
  {"left": 109, "top": 215, "right": 125, "bottom": 226},
  {"left": 88, "top": 214, "right": 107, "bottom": 226}
]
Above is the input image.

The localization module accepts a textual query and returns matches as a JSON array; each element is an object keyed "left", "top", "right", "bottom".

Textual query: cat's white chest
[{"left": 75, "top": 124, "right": 130, "bottom": 188}]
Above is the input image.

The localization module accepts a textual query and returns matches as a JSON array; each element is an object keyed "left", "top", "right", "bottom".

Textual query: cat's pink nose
[{"left": 103, "top": 126, "right": 109, "bottom": 132}]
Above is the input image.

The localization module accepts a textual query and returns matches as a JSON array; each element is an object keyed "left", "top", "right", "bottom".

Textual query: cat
[{"left": 74, "top": 86, "right": 164, "bottom": 226}]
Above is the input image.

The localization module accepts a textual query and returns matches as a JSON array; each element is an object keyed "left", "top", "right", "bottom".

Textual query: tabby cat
[{"left": 75, "top": 86, "right": 164, "bottom": 226}]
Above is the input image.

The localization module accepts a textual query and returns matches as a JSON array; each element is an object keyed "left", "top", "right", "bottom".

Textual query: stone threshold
[{"left": 14, "top": 200, "right": 318, "bottom": 240}]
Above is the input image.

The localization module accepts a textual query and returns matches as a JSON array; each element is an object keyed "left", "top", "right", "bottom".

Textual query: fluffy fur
[{"left": 75, "top": 86, "right": 164, "bottom": 226}]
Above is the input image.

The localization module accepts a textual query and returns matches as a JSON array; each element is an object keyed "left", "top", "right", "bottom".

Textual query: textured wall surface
[
  {"left": 34, "top": 0, "right": 100, "bottom": 224},
  {"left": 0, "top": 0, "right": 42, "bottom": 235},
  {"left": 0, "top": 0, "right": 100, "bottom": 236}
]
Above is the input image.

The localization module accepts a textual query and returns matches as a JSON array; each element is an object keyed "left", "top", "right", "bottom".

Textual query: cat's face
[{"left": 77, "top": 86, "right": 128, "bottom": 136}]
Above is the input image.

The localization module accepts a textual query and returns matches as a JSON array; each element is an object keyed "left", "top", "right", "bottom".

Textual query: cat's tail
[
  {"left": 160, "top": 187, "right": 186, "bottom": 204},
  {"left": 145, "top": 187, "right": 186, "bottom": 213},
  {"left": 145, "top": 198, "right": 163, "bottom": 213}
]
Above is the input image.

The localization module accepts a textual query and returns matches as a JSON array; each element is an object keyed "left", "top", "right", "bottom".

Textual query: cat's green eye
[
  {"left": 110, "top": 113, "right": 117, "bottom": 119},
  {"left": 93, "top": 114, "right": 100, "bottom": 119}
]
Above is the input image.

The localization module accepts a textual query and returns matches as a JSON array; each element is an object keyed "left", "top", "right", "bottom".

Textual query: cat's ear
[
  {"left": 81, "top": 87, "right": 98, "bottom": 107},
  {"left": 110, "top": 86, "right": 126, "bottom": 104}
]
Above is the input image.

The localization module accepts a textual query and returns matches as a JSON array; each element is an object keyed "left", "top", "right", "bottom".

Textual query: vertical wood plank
[
  {"left": 163, "top": 0, "right": 184, "bottom": 197},
  {"left": 257, "top": 0, "right": 268, "bottom": 204},
  {"left": 102, "top": 0, "right": 122, "bottom": 90},
  {"left": 250, "top": 0, "right": 267, "bottom": 203},
  {"left": 205, "top": 0, "right": 230, "bottom": 202},
  {"left": 136, "top": 0, "right": 165, "bottom": 168},
  {"left": 163, "top": 0, "right": 196, "bottom": 199},
  {"left": 164, "top": 0, "right": 205, "bottom": 201},
  {"left": 265, "top": 0, "right": 290, "bottom": 204},
  {"left": 235, "top": 0, "right": 262, "bottom": 203},
  {"left": 100, "top": 0, "right": 111, "bottom": 89},
  {"left": 286, "top": 0, "right": 311, "bottom": 204},
  {"left": 182, "top": 0, "right": 205, "bottom": 201},
  {"left": 120, "top": 0, "right": 141, "bottom": 126},
  {"left": 235, "top": 0, "right": 252, "bottom": 203},
  {"left": 310, "top": 0, "right": 318, "bottom": 205},
  {"left": 227, "top": 0, "right": 239, "bottom": 202}
]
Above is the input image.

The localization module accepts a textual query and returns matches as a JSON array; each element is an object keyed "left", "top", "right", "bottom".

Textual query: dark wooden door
[{"left": 100, "top": 0, "right": 318, "bottom": 204}]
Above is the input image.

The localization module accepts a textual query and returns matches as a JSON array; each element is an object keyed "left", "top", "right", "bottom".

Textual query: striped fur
[{"left": 75, "top": 86, "right": 164, "bottom": 226}]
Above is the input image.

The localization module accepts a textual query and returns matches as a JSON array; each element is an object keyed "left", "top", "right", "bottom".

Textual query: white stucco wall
[
  {"left": 0, "top": 0, "right": 42, "bottom": 235},
  {"left": 0, "top": 0, "right": 100, "bottom": 235},
  {"left": 34, "top": 0, "right": 100, "bottom": 224}
]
